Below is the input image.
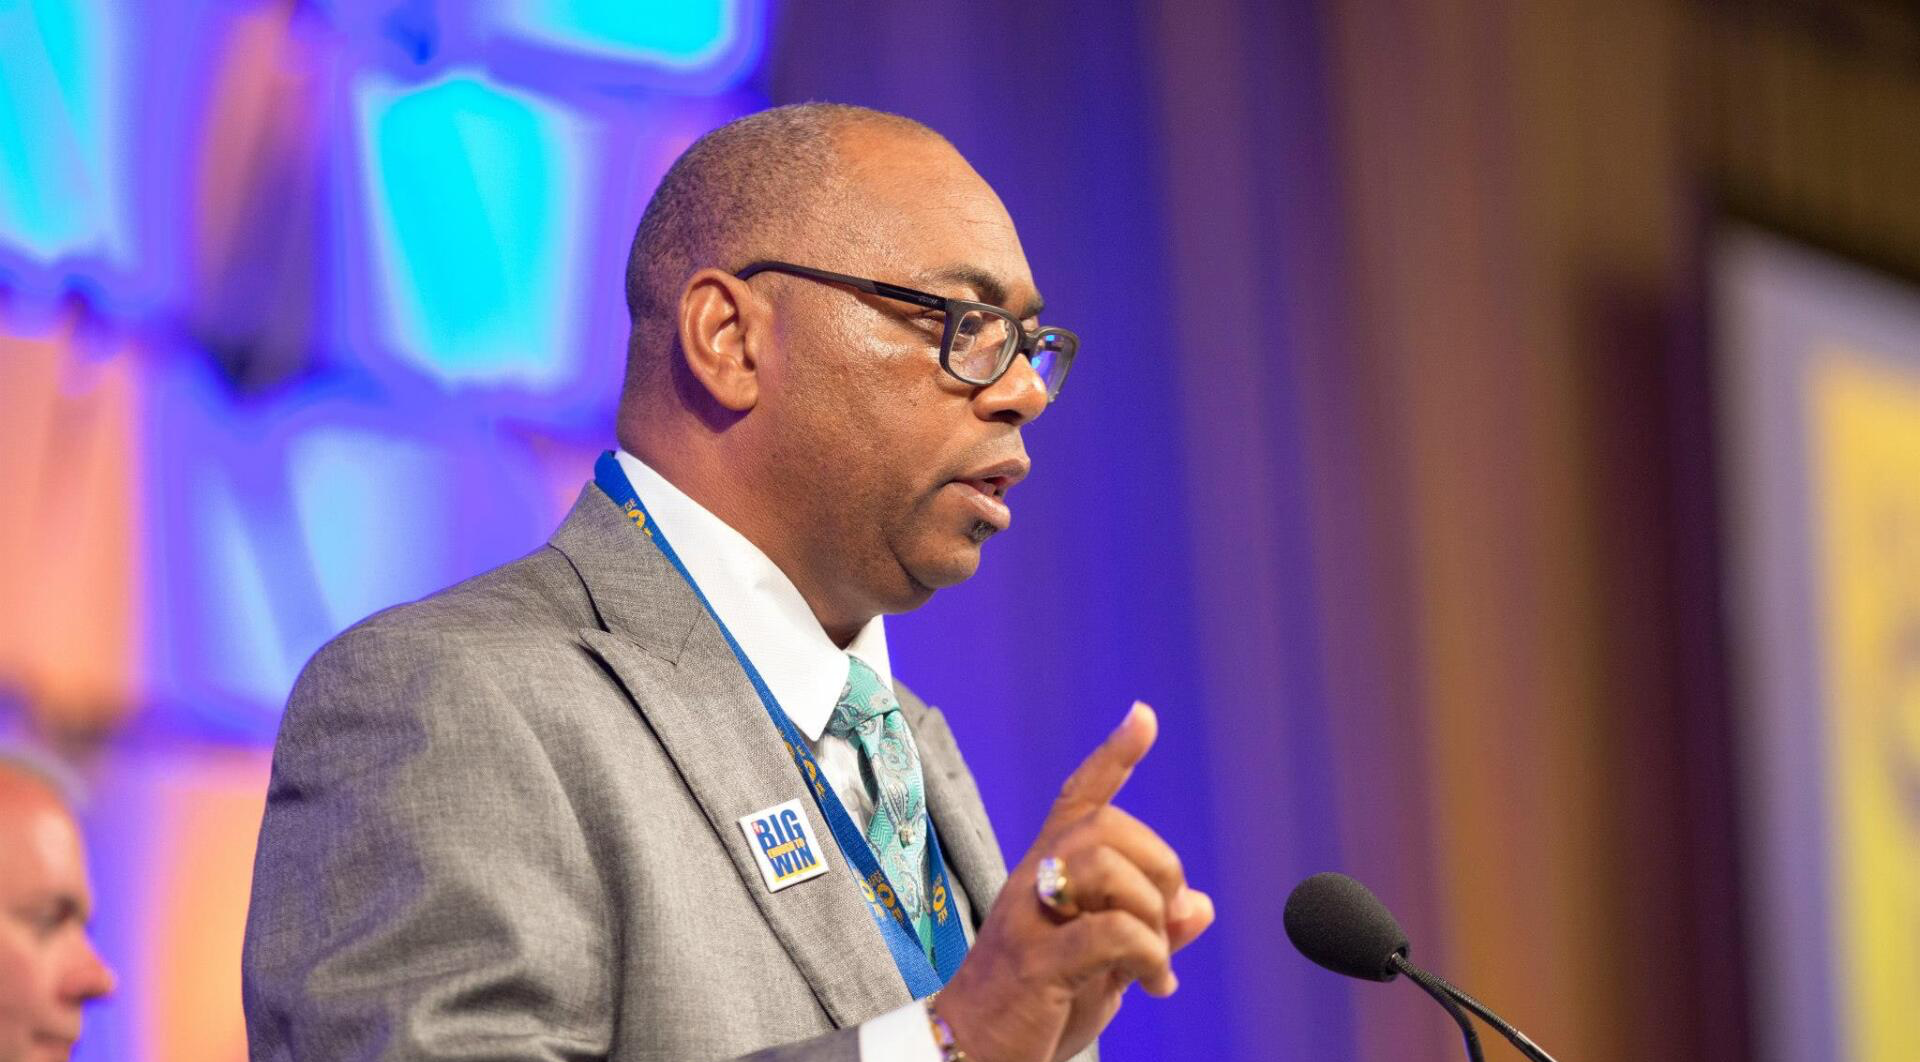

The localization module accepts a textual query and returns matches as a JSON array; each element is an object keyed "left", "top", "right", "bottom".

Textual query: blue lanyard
[{"left": 594, "top": 452, "right": 969, "bottom": 998}]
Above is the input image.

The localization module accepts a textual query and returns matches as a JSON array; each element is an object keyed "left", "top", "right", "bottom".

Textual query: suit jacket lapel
[{"left": 551, "top": 485, "right": 913, "bottom": 1025}]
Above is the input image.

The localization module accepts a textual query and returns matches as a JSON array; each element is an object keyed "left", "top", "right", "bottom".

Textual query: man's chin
[
  {"left": 29, "top": 1037, "right": 79, "bottom": 1062},
  {"left": 902, "top": 537, "right": 987, "bottom": 595}
]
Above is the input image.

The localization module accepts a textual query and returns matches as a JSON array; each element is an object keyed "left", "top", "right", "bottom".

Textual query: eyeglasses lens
[
  {"left": 1030, "top": 332, "right": 1072, "bottom": 393},
  {"left": 949, "top": 310, "right": 1016, "bottom": 382}
]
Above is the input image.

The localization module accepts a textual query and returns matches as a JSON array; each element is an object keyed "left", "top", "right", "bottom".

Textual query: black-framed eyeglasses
[{"left": 735, "top": 260, "right": 1079, "bottom": 402}]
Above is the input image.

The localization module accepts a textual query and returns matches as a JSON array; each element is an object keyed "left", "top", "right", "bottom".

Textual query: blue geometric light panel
[
  {"left": 0, "top": 1, "right": 129, "bottom": 282},
  {"left": 353, "top": 70, "right": 593, "bottom": 387}
]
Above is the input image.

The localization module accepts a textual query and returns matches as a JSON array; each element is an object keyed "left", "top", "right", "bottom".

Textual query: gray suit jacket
[{"left": 243, "top": 484, "right": 1042, "bottom": 1061}]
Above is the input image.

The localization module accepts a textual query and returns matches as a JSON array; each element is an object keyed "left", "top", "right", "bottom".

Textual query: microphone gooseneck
[
  {"left": 1283, "top": 872, "right": 1561, "bottom": 1062},
  {"left": 1416, "top": 963, "right": 1560, "bottom": 1062},
  {"left": 1387, "top": 953, "right": 1485, "bottom": 1062}
]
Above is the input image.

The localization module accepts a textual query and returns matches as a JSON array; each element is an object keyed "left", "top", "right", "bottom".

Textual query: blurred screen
[{"left": 1715, "top": 226, "right": 1920, "bottom": 1062}]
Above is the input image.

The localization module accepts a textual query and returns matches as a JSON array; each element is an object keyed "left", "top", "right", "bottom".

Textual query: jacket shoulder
[
  {"left": 349, "top": 543, "right": 594, "bottom": 647},
  {"left": 278, "top": 545, "right": 609, "bottom": 742},
  {"left": 296, "top": 543, "right": 602, "bottom": 686}
]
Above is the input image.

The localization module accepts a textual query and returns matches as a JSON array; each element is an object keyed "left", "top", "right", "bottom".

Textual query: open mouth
[
  {"left": 946, "top": 475, "right": 1016, "bottom": 531},
  {"left": 943, "top": 455, "right": 1029, "bottom": 534},
  {"left": 955, "top": 474, "right": 1013, "bottom": 499}
]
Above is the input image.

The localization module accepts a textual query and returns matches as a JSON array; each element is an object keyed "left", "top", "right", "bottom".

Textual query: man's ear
[{"left": 676, "top": 268, "right": 766, "bottom": 412}]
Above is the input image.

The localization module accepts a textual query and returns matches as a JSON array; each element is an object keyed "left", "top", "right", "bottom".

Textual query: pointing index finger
[{"left": 1053, "top": 702, "right": 1158, "bottom": 817}]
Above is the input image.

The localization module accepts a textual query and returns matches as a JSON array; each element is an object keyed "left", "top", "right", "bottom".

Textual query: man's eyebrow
[{"left": 917, "top": 265, "right": 1046, "bottom": 319}]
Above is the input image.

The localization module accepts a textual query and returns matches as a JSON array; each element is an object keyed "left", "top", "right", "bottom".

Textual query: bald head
[
  {"left": 0, "top": 750, "right": 81, "bottom": 813},
  {"left": 612, "top": 101, "right": 1049, "bottom": 641},
  {"left": 621, "top": 102, "right": 948, "bottom": 409},
  {"left": 0, "top": 751, "right": 113, "bottom": 1062}
]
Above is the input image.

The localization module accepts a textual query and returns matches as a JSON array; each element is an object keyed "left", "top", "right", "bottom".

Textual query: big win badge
[{"left": 738, "top": 799, "right": 830, "bottom": 892}]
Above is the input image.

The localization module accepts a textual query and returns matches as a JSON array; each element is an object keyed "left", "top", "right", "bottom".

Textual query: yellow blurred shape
[
  {"left": 1811, "top": 347, "right": 1920, "bottom": 1062},
  {"left": 145, "top": 748, "right": 270, "bottom": 1062}
]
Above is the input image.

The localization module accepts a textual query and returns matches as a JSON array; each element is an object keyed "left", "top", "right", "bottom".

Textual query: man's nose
[
  {"left": 974, "top": 353, "right": 1050, "bottom": 424},
  {"left": 67, "top": 942, "right": 116, "bottom": 1002}
]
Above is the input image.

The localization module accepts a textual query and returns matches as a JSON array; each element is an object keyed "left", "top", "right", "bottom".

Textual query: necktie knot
[{"left": 828, "top": 655, "right": 898, "bottom": 737}]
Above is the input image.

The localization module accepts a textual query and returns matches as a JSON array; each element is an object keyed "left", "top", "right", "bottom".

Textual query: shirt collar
[{"left": 613, "top": 450, "right": 891, "bottom": 741}]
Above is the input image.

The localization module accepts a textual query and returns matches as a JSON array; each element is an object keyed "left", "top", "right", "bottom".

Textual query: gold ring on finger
[{"left": 1035, "top": 855, "right": 1078, "bottom": 918}]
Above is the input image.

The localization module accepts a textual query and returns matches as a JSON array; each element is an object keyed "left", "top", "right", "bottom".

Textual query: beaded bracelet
[{"left": 924, "top": 995, "right": 970, "bottom": 1062}]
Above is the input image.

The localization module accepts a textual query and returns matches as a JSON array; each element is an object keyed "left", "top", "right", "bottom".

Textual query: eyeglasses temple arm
[
  {"left": 870, "top": 279, "right": 946, "bottom": 310},
  {"left": 737, "top": 261, "right": 951, "bottom": 312}
]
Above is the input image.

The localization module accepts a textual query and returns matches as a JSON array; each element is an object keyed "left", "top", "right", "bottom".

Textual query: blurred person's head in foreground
[{"left": 0, "top": 750, "right": 114, "bottom": 1062}]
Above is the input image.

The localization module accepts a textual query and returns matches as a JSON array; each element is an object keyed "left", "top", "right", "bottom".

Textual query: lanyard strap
[{"left": 594, "top": 452, "right": 970, "bottom": 997}]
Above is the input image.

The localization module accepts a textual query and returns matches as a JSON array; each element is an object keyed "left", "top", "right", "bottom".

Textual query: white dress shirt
[{"left": 613, "top": 451, "right": 942, "bottom": 1062}]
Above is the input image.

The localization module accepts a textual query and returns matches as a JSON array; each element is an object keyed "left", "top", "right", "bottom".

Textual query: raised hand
[{"left": 931, "top": 703, "right": 1216, "bottom": 1062}]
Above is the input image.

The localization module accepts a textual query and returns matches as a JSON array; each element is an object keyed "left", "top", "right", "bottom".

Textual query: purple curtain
[{"left": 766, "top": 3, "right": 1378, "bottom": 1058}]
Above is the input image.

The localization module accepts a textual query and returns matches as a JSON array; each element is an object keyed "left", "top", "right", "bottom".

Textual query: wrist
[{"left": 925, "top": 993, "right": 970, "bottom": 1062}]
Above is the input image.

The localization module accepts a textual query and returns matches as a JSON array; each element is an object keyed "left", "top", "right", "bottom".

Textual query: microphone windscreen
[{"left": 1283, "top": 872, "right": 1411, "bottom": 982}]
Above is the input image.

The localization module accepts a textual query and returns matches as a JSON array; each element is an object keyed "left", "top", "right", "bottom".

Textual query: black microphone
[{"left": 1283, "top": 872, "right": 1560, "bottom": 1062}]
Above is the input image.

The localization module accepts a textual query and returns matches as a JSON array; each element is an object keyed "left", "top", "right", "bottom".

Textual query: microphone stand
[{"left": 1388, "top": 954, "right": 1484, "bottom": 1062}]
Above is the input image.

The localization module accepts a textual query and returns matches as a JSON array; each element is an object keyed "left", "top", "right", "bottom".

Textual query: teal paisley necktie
[{"left": 826, "top": 655, "right": 935, "bottom": 957}]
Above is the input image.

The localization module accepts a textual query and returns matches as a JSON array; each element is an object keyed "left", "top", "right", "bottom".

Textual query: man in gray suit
[{"left": 244, "top": 103, "right": 1213, "bottom": 1062}]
